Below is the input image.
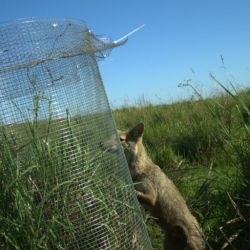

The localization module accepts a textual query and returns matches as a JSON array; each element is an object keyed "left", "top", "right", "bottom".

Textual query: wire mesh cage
[{"left": 0, "top": 17, "right": 152, "bottom": 249}]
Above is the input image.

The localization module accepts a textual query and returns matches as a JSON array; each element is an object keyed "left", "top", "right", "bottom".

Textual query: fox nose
[{"left": 99, "top": 139, "right": 119, "bottom": 153}]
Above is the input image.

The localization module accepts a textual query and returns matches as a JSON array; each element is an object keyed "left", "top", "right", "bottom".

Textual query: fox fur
[{"left": 117, "top": 123, "right": 205, "bottom": 250}]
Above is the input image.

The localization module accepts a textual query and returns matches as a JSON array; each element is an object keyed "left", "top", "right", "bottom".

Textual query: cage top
[{"left": 0, "top": 17, "right": 128, "bottom": 74}]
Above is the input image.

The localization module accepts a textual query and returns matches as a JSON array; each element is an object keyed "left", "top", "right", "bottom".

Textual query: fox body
[{"left": 117, "top": 123, "right": 205, "bottom": 250}]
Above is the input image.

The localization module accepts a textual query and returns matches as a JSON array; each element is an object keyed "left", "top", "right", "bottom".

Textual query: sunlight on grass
[{"left": 113, "top": 81, "right": 250, "bottom": 249}]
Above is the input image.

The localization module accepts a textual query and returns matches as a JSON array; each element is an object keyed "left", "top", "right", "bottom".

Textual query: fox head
[
  {"left": 117, "top": 123, "right": 145, "bottom": 167},
  {"left": 101, "top": 123, "right": 145, "bottom": 168}
]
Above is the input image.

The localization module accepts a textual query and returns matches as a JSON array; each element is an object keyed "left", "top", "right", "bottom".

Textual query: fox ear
[{"left": 129, "top": 122, "right": 144, "bottom": 140}]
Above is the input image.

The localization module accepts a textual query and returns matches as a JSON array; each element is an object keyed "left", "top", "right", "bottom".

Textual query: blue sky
[{"left": 1, "top": 0, "right": 250, "bottom": 107}]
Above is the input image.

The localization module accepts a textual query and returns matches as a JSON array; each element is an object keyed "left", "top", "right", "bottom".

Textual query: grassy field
[
  {"left": 113, "top": 85, "right": 250, "bottom": 249},
  {"left": 0, "top": 97, "right": 151, "bottom": 249},
  {"left": 1, "top": 80, "right": 250, "bottom": 249}
]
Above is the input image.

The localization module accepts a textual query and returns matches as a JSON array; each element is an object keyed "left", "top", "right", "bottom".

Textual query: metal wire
[{"left": 0, "top": 17, "right": 152, "bottom": 249}]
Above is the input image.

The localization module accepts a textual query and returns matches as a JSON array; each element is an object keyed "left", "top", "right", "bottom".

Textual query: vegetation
[
  {"left": 113, "top": 82, "right": 250, "bottom": 249},
  {"left": 1, "top": 76, "right": 250, "bottom": 249},
  {"left": 0, "top": 94, "right": 150, "bottom": 249}
]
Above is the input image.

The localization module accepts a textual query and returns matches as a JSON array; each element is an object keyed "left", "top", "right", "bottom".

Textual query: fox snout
[{"left": 100, "top": 133, "right": 120, "bottom": 153}]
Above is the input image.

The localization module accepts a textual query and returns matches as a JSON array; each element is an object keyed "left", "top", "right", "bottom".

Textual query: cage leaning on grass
[{"left": 0, "top": 17, "right": 152, "bottom": 249}]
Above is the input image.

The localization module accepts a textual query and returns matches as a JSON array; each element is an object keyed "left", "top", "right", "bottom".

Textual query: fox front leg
[{"left": 135, "top": 180, "right": 157, "bottom": 207}]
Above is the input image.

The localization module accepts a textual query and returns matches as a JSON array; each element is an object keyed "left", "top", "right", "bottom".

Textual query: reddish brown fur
[{"left": 118, "top": 123, "right": 205, "bottom": 250}]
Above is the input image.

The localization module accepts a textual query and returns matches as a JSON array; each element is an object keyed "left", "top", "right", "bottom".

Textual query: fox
[{"left": 113, "top": 123, "right": 205, "bottom": 250}]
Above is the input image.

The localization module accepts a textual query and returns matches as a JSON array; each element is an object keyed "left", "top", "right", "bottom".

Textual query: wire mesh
[{"left": 0, "top": 17, "right": 152, "bottom": 249}]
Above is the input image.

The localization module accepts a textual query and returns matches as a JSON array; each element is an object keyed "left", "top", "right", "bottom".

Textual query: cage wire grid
[{"left": 0, "top": 17, "right": 152, "bottom": 249}]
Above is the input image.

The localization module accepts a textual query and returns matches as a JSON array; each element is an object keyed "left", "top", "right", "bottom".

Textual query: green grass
[
  {"left": 1, "top": 79, "right": 250, "bottom": 249},
  {"left": 113, "top": 85, "right": 250, "bottom": 249},
  {"left": 0, "top": 95, "right": 151, "bottom": 249}
]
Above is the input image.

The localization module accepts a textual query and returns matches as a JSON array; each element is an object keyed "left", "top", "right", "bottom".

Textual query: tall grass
[
  {"left": 113, "top": 82, "right": 250, "bottom": 249},
  {"left": 1, "top": 77, "right": 250, "bottom": 249},
  {"left": 0, "top": 93, "right": 150, "bottom": 249}
]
